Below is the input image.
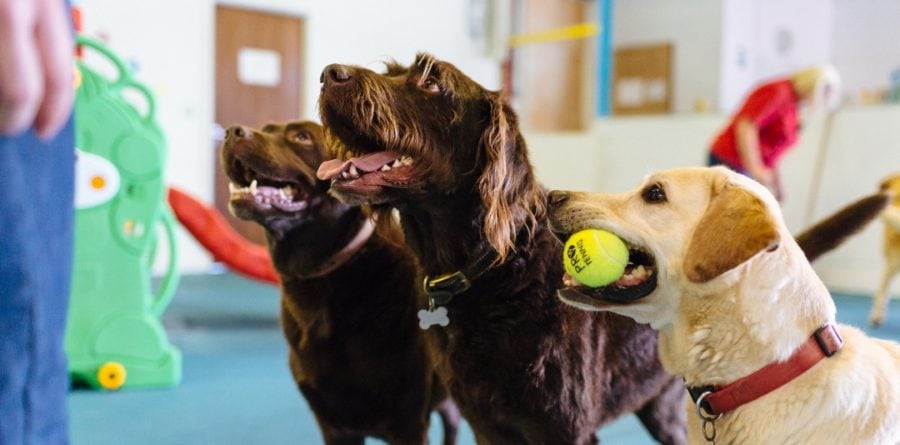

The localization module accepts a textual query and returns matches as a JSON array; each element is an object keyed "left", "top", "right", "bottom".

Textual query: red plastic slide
[{"left": 167, "top": 187, "right": 279, "bottom": 284}]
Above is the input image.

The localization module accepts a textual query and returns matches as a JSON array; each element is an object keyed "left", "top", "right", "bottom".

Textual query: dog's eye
[
  {"left": 287, "top": 131, "right": 312, "bottom": 145},
  {"left": 642, "top": 183, "right": 666, "bottom": 203},
  {"left": 421, "top": 78, "right": 443, "bottom": 94}
]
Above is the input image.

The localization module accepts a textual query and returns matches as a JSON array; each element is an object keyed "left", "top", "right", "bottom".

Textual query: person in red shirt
[{"left": 709, "top": 65, "right": 841, "bottom": 201}]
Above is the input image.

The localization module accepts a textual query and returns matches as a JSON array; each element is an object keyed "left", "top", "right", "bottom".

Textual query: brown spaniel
[
  {"left": 317, "top": 56, "right": 686, "bottom": 444},
  {"left": 222, "top": 120, "right": 458, "bottom": 445}
]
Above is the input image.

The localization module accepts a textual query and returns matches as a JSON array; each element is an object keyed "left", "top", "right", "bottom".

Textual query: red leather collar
[{"left": 689, "top": 323, "right": 843, "bottom": 416}]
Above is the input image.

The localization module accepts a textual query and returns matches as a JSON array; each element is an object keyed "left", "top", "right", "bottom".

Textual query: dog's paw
[
  {"left": 418, "top": 307, "right": 449, "bottom": 330},
  {"left": 869, "top": 314, "right": 885, "bottom": 327}
]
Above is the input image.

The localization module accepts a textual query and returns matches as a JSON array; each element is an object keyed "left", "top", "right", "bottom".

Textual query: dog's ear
[
  {"left": 477, "top": 94, "right": 543, "bottom": 262},
  {"left": 683, "top": 180, "right": 781, "bottom": 283}
]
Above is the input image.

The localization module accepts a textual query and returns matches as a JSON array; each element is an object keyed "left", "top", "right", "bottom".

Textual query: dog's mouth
[
  {"left": 316, "top": 150, "right": 418, "bottom": 192},
  {"left": 556, "top": 232, "right": 658, "bottom": 305},
  {"left": 225, "top": 156, "right": 312, "bottom": 215}
]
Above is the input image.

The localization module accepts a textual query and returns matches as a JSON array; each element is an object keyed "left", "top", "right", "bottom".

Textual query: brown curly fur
[
  {"left": 318, "top": 55, "right": 686, "bottom": 444},
  {"left": 220, "top": 120, "right": 458, "bottom": 445}
]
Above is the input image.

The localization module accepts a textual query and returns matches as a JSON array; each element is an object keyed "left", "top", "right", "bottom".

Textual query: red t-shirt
[{"left": 710, "top": 79, "right": 800, "bottom": 169}]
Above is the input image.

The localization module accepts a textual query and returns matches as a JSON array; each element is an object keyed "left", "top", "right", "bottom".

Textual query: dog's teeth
[
  {"left": 391, "top": 159, "right": 402, "bottom": 168},
  {"left": 401, "top": 156, "right": 413, "bottom": 165},
  {"left": 563, "top": 273, "right": 576, "bottom": 287},
  {"left": 381, "top": 164, "right": 392, "bottom": 172},
  {"left": 250, "top": 179, "right": 258, "bottom": 194},
  {"left": 349, "top": 164, "right": 359, "bottom": 177},
  {"left": 341, "top": 171, "right": 350, "bottom": 179},
  {"left": 229, "top": 182, "right": 237, "bottom": 193}
]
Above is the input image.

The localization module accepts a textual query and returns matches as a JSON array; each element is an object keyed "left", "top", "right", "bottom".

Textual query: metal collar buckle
[
  {"left": 423, "top": 271, "right": 471, "bottom": 305},
  {"left": 695, "top": 391, "right": 722, "bottom": 444},
  {"left": 813, "top": 323, "right": 843, "bottom": 357}
]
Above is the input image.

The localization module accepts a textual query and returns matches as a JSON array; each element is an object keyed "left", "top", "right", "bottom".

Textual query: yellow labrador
[
  {"left": 873, "top": 173, "right": 900, "bottom": 326},
  {"left": 547, "top": 167, "right": 900, "bottom": 445}
]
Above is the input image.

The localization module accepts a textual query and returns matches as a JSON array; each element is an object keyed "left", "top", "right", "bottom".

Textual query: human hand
[
  {"left": 0, "top": 0, "right": 74, "bottom": 139},
  {"left": 773, "top": 181, "right": 784, "bottom": 202},
  {"left": 751, "top": 168, "right": 773, "bottom": 187}
]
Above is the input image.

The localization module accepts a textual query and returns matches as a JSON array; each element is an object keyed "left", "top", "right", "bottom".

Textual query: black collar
[{"left": 422, "top": 247, "right": 500, "bottom": 306}]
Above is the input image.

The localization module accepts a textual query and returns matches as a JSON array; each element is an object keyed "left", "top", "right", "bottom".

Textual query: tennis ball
[{"left": 563, "top": 229, "right": 629, "bottom": 287}]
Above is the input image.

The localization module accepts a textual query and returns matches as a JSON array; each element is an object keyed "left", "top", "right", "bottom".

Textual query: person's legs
[{"left": 0, "top": 120, "right": 75, "bottom": 444}]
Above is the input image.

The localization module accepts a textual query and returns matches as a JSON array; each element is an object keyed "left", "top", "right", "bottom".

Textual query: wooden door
[
  {"left": 513, "top": 0, "right": 590, "bottom": 131},
  {"left": 213, "top": 6, "right": 304, "bottom": 244}
]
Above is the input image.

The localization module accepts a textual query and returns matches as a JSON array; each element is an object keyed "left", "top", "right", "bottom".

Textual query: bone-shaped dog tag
[{"left": 418, "top": 306, "right": 449, "bottom": 330}]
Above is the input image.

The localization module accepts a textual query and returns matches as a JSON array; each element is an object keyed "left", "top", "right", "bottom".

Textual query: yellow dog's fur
[
  {"left": 873, "top": 173, "right": 900, "bottom": 326},
  {"left": 549, "top": 167, "right": 900, "bottom": 444}
]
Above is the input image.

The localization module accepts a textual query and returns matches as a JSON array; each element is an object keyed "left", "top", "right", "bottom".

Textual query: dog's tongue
[{"left": 317, "top": 151, "right": 401, "bottom": 180}]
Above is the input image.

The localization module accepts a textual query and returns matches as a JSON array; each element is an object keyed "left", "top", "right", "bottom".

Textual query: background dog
[
  {"left": 317, "top": 55, "right": 687, "bottom": 444},
  {"left": 547, "top": 167, "right": 900, "bottom": 444},
  {"left": 221, "top": 120, "right": 458, "bottom": 445},
  {"left": 873, "top": 173, "right": 900, "bottom": 326}
]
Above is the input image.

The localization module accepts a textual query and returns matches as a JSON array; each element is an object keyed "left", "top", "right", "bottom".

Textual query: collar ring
[{"left": 695, "top": 392, "right": 722, "bottom": 421}]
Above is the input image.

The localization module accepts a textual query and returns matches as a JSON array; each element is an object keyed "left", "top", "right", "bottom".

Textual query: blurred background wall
[{"left": 73, "top": 0, "right": 900, "bottom": 296}]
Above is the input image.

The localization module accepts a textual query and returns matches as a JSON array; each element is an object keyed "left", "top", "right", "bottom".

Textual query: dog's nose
[
  {"left": 321, "top": 64, "right": 352, "bottom": 86},
  {"left": 548, "top": 191, "right": 570, "bottom": 209},
  {"left": 226, "top": 125, "right": 252, "bottom": 141}
]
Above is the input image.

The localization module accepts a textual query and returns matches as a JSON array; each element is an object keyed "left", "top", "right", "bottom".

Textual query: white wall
[
  {"left": 806, "top": 106, "right": 900, "bottom": 295},
  {"left": 613, "top": 0, "right": 723, "bottom": 113},
  {"left": 531, "top": 115, "right": 722, "bottom": 193},
  {"left": 832, "top": 0, "right": 900, "bottom": 101},
  {"left": 528, "top": 105, "right": 900, "bottom": 298},
  {"left": 76, "top": 0, "right": 502, "bottom": 273},
  {"left": 615, "top": 0, "right": 900, "bottom": 113},
  {"left": 719, "top": 0, "right": 835, "bottom": 112},
  {"left": 76, "top": 0, "right": 900, "bottom": 298}
]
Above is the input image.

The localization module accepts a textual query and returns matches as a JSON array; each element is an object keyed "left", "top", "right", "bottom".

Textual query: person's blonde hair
[{"left": 790, "top": 64, "right": 841, "bottom": 111}]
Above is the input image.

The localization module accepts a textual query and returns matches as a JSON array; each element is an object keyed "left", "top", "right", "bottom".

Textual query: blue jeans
[
  {"left": 0, "top": 120, "right": 75, "bottom": 445},
  {"left": 707, "top": 152, "right": 749, "bottom": 176}
]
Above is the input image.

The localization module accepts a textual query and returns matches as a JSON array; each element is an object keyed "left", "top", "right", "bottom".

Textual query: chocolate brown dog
[
  {"left": 318, "top": 56, "right": 686, "bottom": 444},
  {"left": 221, "top": 120, "right": 458, "bottom": 445}
]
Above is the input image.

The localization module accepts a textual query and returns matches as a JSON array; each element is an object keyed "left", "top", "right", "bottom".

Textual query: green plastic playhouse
[{"left": 66, "top": 36, "right": 181, "bottom": 390}]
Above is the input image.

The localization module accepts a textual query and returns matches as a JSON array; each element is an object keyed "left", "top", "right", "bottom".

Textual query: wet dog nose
[
  {"left": 226, "top": 125, "right": 252, "bottom": 141},
  {"left": 547, "top": 191, "right": 570, "bottom": 209},
  {"left": 321, "top": 64, "right": 352, "bottom": 87}
]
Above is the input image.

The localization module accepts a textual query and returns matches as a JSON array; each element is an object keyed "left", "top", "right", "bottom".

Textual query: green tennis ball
[{"left": 563, "top": 229, "right": 629, "bottom": 287}]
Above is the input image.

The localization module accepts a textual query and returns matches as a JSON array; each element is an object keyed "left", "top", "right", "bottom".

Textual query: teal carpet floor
[{"left": 68, "top": 273, "right": 900, "bottom": 444}]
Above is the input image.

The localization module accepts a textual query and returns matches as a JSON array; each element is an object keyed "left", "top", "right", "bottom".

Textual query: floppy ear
[
  {"left": 683, "top": 181, "right": 781, "bottom": 283},
  {"left": 477, "top": 95, "right": 543, "bottom": 262}
]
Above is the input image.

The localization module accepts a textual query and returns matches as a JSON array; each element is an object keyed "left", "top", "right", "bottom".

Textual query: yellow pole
[{"left": 508, "top": 22, "right": 599, "bottom": 47}]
